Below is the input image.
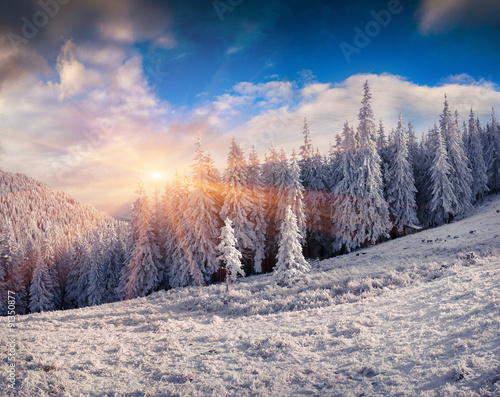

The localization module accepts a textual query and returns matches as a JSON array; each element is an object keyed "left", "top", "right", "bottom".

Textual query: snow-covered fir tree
[
  {"left": 168, "top": 171, "right": 206, "bottom": 288},
  {"left": 298, "top": 120, "right": 330, "bottom": 257},
  {"left": 288, "top": 150, "right": 306, "bottom": 242},
  {"left": 440, "top": 97, "right": 473, "bottom": 217},
  {"left": 261, "top": 146, "right": 282, "bottom": 269},
  {"left": 64, "top": 233, "right": 91, "bottom": 309},
  {"left": 274, "top": 147, "right": 293, "bottom": 231},
  {"left": 221, "top": 138, "right": 256, "bottom": 268},
  {"left": 299, "top": 117, "right": 314, "bottom": 185},
  {"left": 353, "top": 81, "right": 390, "bottom": 245},
  {"left": 386, "top": 114, "right": 418, "bottom": 234},
  {"left": 181, "top": 138, "right": 222, "bottom": 283},
  {"left": 326, "top": 135, "right": 343, "bottom": 192},
  {"left": 217, "top": 218, "right": 244, "bottom": 291},
  {"left": 332, "top": 122, "right": 360, "bottom": 253},
  {"left": 120, "top": 175, "right": 161, "bottom": 300},
  {"left": 29, "top": 233, "right": 55, "bottom": 313},
  {"left": 304, "top": 149, "right": 330, "bottom": 258},
  {"left": 274, "top": 206, "right": 310, "bottom": 286},
  {"left": 428, "top": 127, "right": 458, "bottom": 226},
  {"left": 485, "top": 108, "right": 500, "bottom": 193},
  {"left": 151, "top": 188, "right": 169, "bottom": 290},
  {"left": 246, "top": 147, "right": 268, "bottom": 273},
  {"left": 377, "top": 119, "right": 389, "bottom": 164},
  {"left": 465, "top": 109, "right": 489, "bottom": 201},
  {"left": 407, "top": 121, "right": 419, "bottom": 167},
  {"left": 87, "top": 229, "right": 107, "bottom": 307}
]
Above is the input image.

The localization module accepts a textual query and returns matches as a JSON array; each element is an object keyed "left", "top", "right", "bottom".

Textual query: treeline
[
  {"left": 120, "top": 82, "right": 499, "bottom": 300},
  {"left": 1, "top": 81, "right": 499, "bottom": 312}
]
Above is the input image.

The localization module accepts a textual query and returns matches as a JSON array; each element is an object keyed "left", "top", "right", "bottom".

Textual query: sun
[{"left": 150, "top": 171, "right": 164, "bottom": 180}]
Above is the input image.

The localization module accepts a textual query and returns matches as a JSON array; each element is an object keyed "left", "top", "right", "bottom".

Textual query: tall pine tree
[
  {"left": 466, "top": 109, "right": 489, "bottom": 201},
  {"left": 332, "top": 122, "right": 360, "bottom": 253},
  {"left": 120, "top": 175, "right": 161, "bottom": 300},
  {"left": 181, "top": 138, "right": 222, "bottom": 283},
  {"left": 217, "top": 218, "right": 244, "bottom": 291},
  {"left": 274, "top": 206, "right": 310, "bottom": 287},
  {"left": 246, "top": 147, "right": 268, "bottom": 273},
  {"left": 428, "top": 127, "right": 458, "bottom": 226},
  {"left": 386, "top": 114, "right": 418, "bottom": 234},
  {"left": 221, "top": 138, "right": 256, "bottom": 269},
  {"left": 353, "top": 81, "right": 390, "bottom": 245},
  {"left": 440, "top": 97, "right": 473, "bottom": 217}
]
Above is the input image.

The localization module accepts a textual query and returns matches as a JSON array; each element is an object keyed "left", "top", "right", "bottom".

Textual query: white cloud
[
  {"left": 226, "top": 46, "right": 243, "bottom": 55},
  {"left": 153, "top": 33, "right": 178, "bottom": 49},
  {"left": 233, "top": 81, "right": 295, "bottom": 105},
  {"left": 417, "top": 0, "right": 500, "bottom": 34},
  {"left": 220, "top": 73, "right": 500, "bottom": 157},
  {"left": 52, "top": 40, "right": 101, "bottom": 101}
]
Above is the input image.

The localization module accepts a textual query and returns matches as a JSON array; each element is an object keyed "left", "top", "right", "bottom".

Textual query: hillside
[
  {"left": 0, "top": 169, "right": 129, "bottom": 314},
  {"left": 2, "top": 196, "right": 500, "bottom": 396}
]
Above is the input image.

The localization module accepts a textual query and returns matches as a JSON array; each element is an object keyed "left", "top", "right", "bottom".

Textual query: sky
[{"left": 0, "top": 0, "right": 500, "bottom": 217}]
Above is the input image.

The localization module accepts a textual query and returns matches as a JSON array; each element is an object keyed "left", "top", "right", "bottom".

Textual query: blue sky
[
  {"left": 0, "top": 0, "right": 500, "bottom": 216},
  {"left": 135, "top": 0, "right": 500, "bottom": 106}
]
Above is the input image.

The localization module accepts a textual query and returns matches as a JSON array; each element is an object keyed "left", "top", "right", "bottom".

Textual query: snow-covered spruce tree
[
  {"left": 332, "top": 122, "right": 360, "bottom": 253},
  {"left": 221, "top": 138, "right": 256, "bottom": 270},
  {"left": 168, "top": 172, "right": 206, "bottom": 288},
  {"left": 262, "top": 146, "right": 282, "bottom": 270},
  {"left": 15, "top": 237, "right": 37, "bottom": 314},
  {"left": 385, "top": 114, "right": 418, "bottom": 234},
  {"left": 151, "top": 188, "right": 169, "bottom": 289},
  {"left": 105, "top": 222, "right": 126, "bottom": 303},
  {"left": 274, "top": 206, "right": 310, "bottom": 287},
  {"left": 440, "top": 97, "right": 473, "bottom": 217},
  {"left": 428, "top": 127, "right": 458, "bottom": 226},
  {"left": 377, "top": 119, "right": 391, "bottom": 200},
  {"left": 87, "top": 229, "right": 107, "bottom": 307},
  {"left": 377, "top": 119, "right": 389, "bottom": 164},
  {"left": 120, "top": 175, "right": 161, "bottom": 300},
  {"left": 326, "top": 135, "right": 343, "bottom": 192},
  {"left": 274, "top": 147, "right": 293, "bottom": 231},
  {"left": 466, "top": 109, "right": 489, "bottom": 202},
  {"left": 181, "top": 138, "right": 222, "bottom": 284},
  {"left": 299, "top": 117, "right": 314, "bottom": 186},
  {"left": 64, "top": 233, "right": 92, "bottom": 309},
  {"left": 246, "top": 147, "right": 268, "bottom": 273},
  {"left": 217, "top": 218, "right": 244, "bottom": 291},
  {"left": 29, "top": 234, "right": 56, "bottom": 313},
  {"left": 353, "top": 81, "right": 390, "bottom": 245},
  {"left": 407, "top": 121, "right": 419, "bottom": 169},
  {"left": 415, "top": 130, "right": 435, "bottom": 226},
  {"left": 299, "top": 117, "right": 316, "bottom": 251},
  {"left": 288, "top": 150, "right": 306, "bottom": 242},
  {"left": 304, "top": 149, "right": 330, "bottom": 258},
  {"left": 485, "top": 108, "right": 500, "bottom": 193}
]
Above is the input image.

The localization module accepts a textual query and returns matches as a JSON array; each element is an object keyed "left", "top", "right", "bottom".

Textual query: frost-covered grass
[{"left": 2, "top": 196, "right": 500, "bottom": 396}]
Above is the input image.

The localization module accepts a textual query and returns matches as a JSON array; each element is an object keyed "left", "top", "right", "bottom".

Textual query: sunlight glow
[{"left": 151, "top": 172, "right": 164, "bottom": 180}]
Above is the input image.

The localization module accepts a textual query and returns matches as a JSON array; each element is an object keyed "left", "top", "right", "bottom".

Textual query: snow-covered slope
[{"left": 2, "top": 197, "right": 500, "bottom": 396}]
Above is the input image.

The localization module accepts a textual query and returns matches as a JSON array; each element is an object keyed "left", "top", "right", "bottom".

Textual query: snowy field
[{"left": 2, "top": 197, "right": 500, "bottom": 396}]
